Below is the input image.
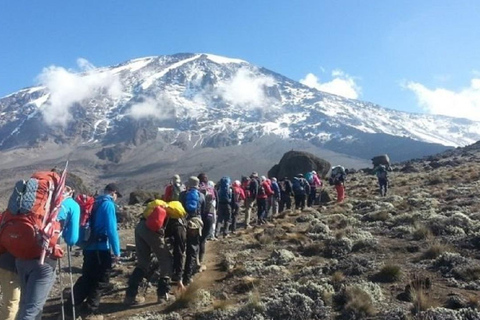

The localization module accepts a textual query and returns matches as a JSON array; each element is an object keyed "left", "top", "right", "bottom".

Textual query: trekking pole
[
  {"left": 67, "top": 246, "right": 76, "bottom": 320},
  {"left": 58, "top": 258, "right": 65, "bottom": 320}
]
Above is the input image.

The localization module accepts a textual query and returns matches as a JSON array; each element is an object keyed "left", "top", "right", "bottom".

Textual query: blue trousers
[{"left": 16, "top": 258, "right": 57, "bottom": 320}]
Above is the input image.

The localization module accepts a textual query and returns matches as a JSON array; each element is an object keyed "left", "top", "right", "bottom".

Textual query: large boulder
[
  {"left": 128, "top": 190, "right": 161, "bottom": 205},
  {"left": 268, "top": 151, "right": 331, "bottom": 179}
]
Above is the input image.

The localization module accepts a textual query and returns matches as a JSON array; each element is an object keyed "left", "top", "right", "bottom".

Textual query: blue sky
[{"left": 1, "top": 1, "right": 480, "bottom": 119}]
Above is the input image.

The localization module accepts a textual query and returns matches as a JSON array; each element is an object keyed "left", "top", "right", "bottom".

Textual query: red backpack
[
  {"left": 144, "top": 201, "right": 169, "bottom": 233},
  {"left": 0, "top": 171, "right": 63, "bottom": 259},
  {"left": 75, "top": 194, "right": 95, "bottom": 227}
]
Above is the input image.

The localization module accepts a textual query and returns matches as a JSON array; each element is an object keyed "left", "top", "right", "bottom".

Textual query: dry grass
[
  {"left": 336, "top": 286, "right": 376, "bottom": 319},
  {"left": 164, "top": 281, "right": 201, "bottom": 312},
  {"left": 410, "top": 288, "right": 438, "bottom": 315},
  {"left": 278, "top": 232, "right": 311, "bottom": 245},
  {"left": 453, "top": 265, "right": 480, "bottom": 281},
  {"left": 468, "top": 294, "right": 480, "bottom": 309},
  {"left": 246, "top": 290, "right": 264, "bottom": 312},
  {"left": 301, "top": 242, "right": 325, "bottom": 257},
  {"left": 212, "top": 299, "right": 235, "bottom": 310},
  {"left": 420, "top": 242, "right": 454, "bottom": 260},
  {"left": 412, "top": 223, "right": 433, "bottom": 240},
  {"left": 234, "top": 276, "right": 260, "bottom": 294}
]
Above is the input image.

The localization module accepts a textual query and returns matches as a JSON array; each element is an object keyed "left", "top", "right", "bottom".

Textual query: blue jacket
[
  {"left": 57, "top": 197, "right": 80, "bottom": 246},
  {"left": 84, "top": 195, "right": 121, "bottom": 257},
  {"left": 271, "top": 182, "right": 280, "bottom": 199}
]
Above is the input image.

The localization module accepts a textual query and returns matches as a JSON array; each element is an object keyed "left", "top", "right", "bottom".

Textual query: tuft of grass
[
  {"left": 337, "top": 286, "right": 376, "bottom": 318},
  {"left": 468, "top": 295, "right": 480, "bottom": 310},
  {"left": 368, "top": 211, "right": 391, "bottom": 222},
  {"left": 453, "top": 266, "right": 480, "bottom": 281},
  {"left": 164, "top": 281, "right": 201, "bottom": 312},
  {"left": 246, "top": 290, "right": 264, "bottom": 313},
  {"left": 420, "top": 243, "right": 453, "bottom": 260},
  {"left": 227, "top": 263, "right": 248, "bottom": 278},
  {"left": 331, "top": 271, "right": 345, "bottom": 284},
  {"left": 301, "top": 243, "right": 324, "bottom": 257},
  {"left": 234, "top": 276, "right": 260, "bottom": 294},
  {"left": 372, "top": 264, "right": 402, "bottom": 283},
  {"left": 410, "top": 288, "right": 437, "bottom": 315},
  {"left": 212, "top": 299, "right": 235, "bottom": 310},
  {"left": 412, "top": 223, "right": 433, "bottom": 240}
]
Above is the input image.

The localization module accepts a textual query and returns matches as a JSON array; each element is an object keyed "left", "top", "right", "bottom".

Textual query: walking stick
[
  {"left": 67, "top": 246, "right": 76, "bottom": 320},
  {"left": 58, "top": 258, "right": 65, "bottom": 320}
]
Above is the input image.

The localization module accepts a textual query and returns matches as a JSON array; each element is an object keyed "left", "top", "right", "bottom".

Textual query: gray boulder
[{"left": 268, "top": 151, "right": 331, "bottom": 179}]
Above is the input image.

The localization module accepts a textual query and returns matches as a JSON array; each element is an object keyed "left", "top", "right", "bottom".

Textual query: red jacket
[
  {"left": 257, "top": 180, "right": 273, "bottom": 199},
  {"left": 233, "top": 185, "right": 246, "bottom": 202}
]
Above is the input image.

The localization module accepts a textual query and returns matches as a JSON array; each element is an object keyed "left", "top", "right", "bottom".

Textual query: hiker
[
  {"left": 244, "top": 173, "right": 259, "bottom": 228},
  {"left": 257, "top": 176, "right": 273, "bottom": 224},
  {"left": 14, "top": 184, "right": 80, "bottom": 320},
  {"left": 306, "top": 171, "right": 323, "bottom": 207},
  {"left": 124, "top": 200, "right": 172, "bottom": 305},
  {"left": 197, "top": 175, "right": 218, "bottom": 241},
  {"left": 165, "top": 202, "right": 187, "bottom": 288},
  {"left": 373, "top": 164, "right": 389, "bottom": 196},
  {"left": 292, "top": 174, "right": 310, "bottom": 211},
  {"left": 164, "top": 174, "right": 185, "bottom": 202},
  {"left": 179, "top": 177, "right": 205, "bottom": 286},
  {"left": 330, "top": 166, "right": 346, "bottom": 203},
  {"left": 270, "top": 177, "right": 280, "bottom": 219},
  {"left": 0, "top": 252, "right": 20, "bottom": 320},
  {"left": 64, "top": 183, "right": 121, "bottom": 320},
  {"left": 215, "top": 176, "right": 235, "bottom": 238},
  {"left": 279, "top": 177, "right": 293, "bottom": 212},
  {"left": 231, "top": 180, "right": 246, "bottom": 233}
]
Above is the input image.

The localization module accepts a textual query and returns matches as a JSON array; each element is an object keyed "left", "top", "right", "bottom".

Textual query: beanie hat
[
  {"left": 208, "top": 180, "right": 215, "bottom": 188},
  {"left": 197, "top": 173, "right": 208, "bottom": 183},
  {"left": 261, "top": 175, "right": 267, "bottom": 182},
  {"left": 233, "top": 180, "right": 241, "bottom": 187},
  {"left": 186, "top": 176, "right": 200, "bottom": 188},
  {"left": 172, "top": 174, "right": 181, "bottom": 183}
]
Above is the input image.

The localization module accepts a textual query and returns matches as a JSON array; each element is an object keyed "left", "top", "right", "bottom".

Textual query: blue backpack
[
  {"left": 185, "top": 189, "right": 200, "bottom": 214},
  {"left": 218, "top": 177, "right": 232, "bottom": 204}
]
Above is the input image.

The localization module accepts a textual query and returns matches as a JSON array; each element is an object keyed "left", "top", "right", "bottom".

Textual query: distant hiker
[
  {"left": 215, "top": 176, "right": 235, "bottom": 237},
  {"left": 257, "top": 176, "right": 273, "bottom": 224},
  {"left": 231, "top": 180, "right": 246, "bottom": 233},
  {"left": 164, "top": 174, "right": 185, "bottom": 202},
  {"left": 198, "top": 176, "right": 218, "bottom": 241},
  {"left": 0, "top": 252, "right": 20, "bottom": 320},
  {"left": 330, "top": 166, "right": 346, "bottom": 203},
  {"left": 270, "top": 177, "right": 280, "bottom": 219},
  {"left": 124, "top": 199, "right": 172, "bottom": 306},
  {"left": 279, "top": 177, "right": 293, "bottom": 212},
  {"left": 306, "top": 171, "right": 323, "bottom": 207},
  {"left": 292, "top": 174, "right": 310, "bottom": 211},
  {"left": 65, "top": 183, "right": 121, "bottom": 320},
  {"left": 373, "top": 164, "right": 389, "bottom": 196},
  {"left": 244, "top": 173, "right": 259, "bottom": 228},
  {"left": 179, "top": 177, "right": 205, "bottom": 286}
]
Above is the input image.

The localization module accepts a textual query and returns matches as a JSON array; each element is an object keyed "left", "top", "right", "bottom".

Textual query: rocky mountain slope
[{"left": 38, "top": 142, "right": 480, "bottom": 320}]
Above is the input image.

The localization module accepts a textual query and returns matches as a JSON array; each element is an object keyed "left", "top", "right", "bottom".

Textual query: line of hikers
[{"left": 0, "top": 164, "right": 369, "bottom": 320}]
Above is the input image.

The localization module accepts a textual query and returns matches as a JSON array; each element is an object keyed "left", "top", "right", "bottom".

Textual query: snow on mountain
[{"left": 0, "top": 53, "right": 478, "bottom": 161}]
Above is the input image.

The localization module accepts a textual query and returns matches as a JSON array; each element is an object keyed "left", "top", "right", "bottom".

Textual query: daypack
[
  {"left": 143, "top": 200, "right": 169, "bottom": 233},
  {"left": 218, "top": 177, "right": 232, "bottom": 204},
  {"left": 199, "top": 183, "right": 216, "bottom": 214},
  {"left": 257, "top": 182, "right": 266, "bottom": 197},
  {"left": 75, "top": 194, "right": 95, "bottom": 248},
  {"left": 292, "top": 178, "right": 305, "bottom": 195},
  {"left": 0, "top": 171, "right": 62, "bottom": 259},
  {"left": 331, "top": 166, "right": 346, "bottom": 185},
  {"left": 166, "top": 201, "right": 187, "bottom": 219},
  {"left": 164, "top": 184, "right": 181, "bottom": 202},
  {"left": 185, "top": 189, "right": 200, "bottom": 214}
]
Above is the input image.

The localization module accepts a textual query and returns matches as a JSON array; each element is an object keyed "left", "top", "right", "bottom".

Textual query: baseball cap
[{"left": 105, "top": 183, "right": 122, "bottom": 198}]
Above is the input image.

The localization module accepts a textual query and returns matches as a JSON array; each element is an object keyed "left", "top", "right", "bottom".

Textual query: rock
[
  {"left": 371, "top": 154, "right": 390, "bottom": 167},
  {"left": 268, "top": 150, "right": 331, "bottom": 179},
  {"left": 128, "top": 190, "right": 161, "bottom": 205}
]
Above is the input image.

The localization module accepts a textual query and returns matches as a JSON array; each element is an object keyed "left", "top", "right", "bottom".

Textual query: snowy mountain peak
[{"left": 0, "top": 53, "right": 479, "bottom": 161}]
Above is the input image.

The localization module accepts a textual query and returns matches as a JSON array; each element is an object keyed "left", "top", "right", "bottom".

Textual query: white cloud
[
  {"left": 300, "top": 70, "right": 361, "bottom": 99},
  {"left": 128, "top": 95, "right": 175, "bottom": 120},
  {"left": 37, "top": 59, "right": 123, "bottom": 126},
  {"left": 405, "top": 79, "right": 480, "bottom": 121},
  {"left": 216, "top": 68, "right": 276, "bottom": 109}
]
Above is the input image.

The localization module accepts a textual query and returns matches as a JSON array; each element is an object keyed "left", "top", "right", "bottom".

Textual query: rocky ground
[{"left": 40, "top": 145, "right": 480, "bottom": 320}]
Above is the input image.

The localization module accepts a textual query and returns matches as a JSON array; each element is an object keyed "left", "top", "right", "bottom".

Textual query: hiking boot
[
  {"left": 123, "top": 295, "right": 145, "bottom": 306},
  {"left": 157, "top": 292, "right": 170, "bottom": 303}
]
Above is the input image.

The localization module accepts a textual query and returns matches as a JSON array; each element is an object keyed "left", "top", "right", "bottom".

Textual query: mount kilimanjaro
[{"left": 0, "top": 53, "right": 479, "bottom": 198}]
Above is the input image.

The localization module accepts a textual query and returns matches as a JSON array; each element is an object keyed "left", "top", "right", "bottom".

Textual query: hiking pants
[
  {"left": 244, "top": 197, "right": 255, "bottom": 227},
  {"left": 170, "top": 222, "right": 186, "bottom": 283},
  {"left": 199, "top": 214, "right": 214, "bottom": 263},
  {"left": 216, "top": 203, "right": 232, "bottom": 237},
  {"left": 378, "top": 178, "right": 388, "bottom": 196},
  {"left": 256, "top": 198, "right": 267, "bottom": 222},
  {"left": 279, "top": 193, "right": 291, "bottom": 212},
  {"left": 335, "top": 184, "right": 345, "bottom": 203},
  {"left": 231, "top": 202, "right": 241, "bottom": 231},
  {"left": 126, "top": 220, "right": 172, "bottom": 299},
  {"left": 270, "top": 197, "right": 279, "bottom": 219},
  {"left": 308, "top": 186, "right": 317, "bottom": 207},
  {"left": 183, "top": 228, "right": 200, "bottom": 284},
  {"left": 265, "top": 196, "right": 273, "bottom": 220},
  {"left": 16, "top": 258, "right": 57, "bottom": 320},
  {"left": 0, "top": 269, "right": 20, "bottom": 320},
  {"left": 65, "top": 250, "right": 112, "bottom": 316},
  {"left": 294, "top": 194, "right": 306, "bottom": 211}
]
